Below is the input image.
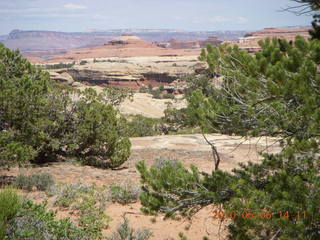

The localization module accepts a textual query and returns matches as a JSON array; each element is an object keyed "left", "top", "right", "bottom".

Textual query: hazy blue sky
[{"left": 0, "top": 0, "right": 312, "bottom": 35}]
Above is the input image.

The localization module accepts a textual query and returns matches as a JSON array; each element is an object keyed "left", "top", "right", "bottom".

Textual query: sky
[{"left": 0, "top": 0, "right": 312, "bottom": 35}]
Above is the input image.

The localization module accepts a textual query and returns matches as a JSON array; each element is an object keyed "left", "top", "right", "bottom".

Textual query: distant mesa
[
  {"left": 237, "top": 27, "right": 310, "bottom": 52},
  {"left": 107, "top": 34, "right": 143, "bottom": 45},
  {"left": 104, "top": 34, "right": 157, "bottom": 49}
]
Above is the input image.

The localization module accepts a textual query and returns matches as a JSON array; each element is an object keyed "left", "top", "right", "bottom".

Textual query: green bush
[
  {"left": 14, "top": 173, "right": 54, "bottom": 191},
  {"left": 13, "top": 174, "right": 34, "bottom": 191},
  {"left": 150, "top": 88, "right": 161, "bottom": 99},
  {"left": 108, "top": 182, "right": 140, "bottom": 204},
  {"left": 107, "top": 218, "right": 152, "bottom": 240},
  {"left": 53, "top": 183, "right": 94, "bottom": 208},
  {"left": 43, "top": 62, "right": 75, "bottom": 69},
  {"left": 139, "top": 87, "right": 148, "bottom": 93},
  {"left": 76, "top": 195, "right": 110, "bottom": 239},
  {"left": 6, "top": 200, "right": 90, "bottom": 240},
  {"left": 0, "top": 187, "right": 22, "bottom": 239},
  {"left": 53, "top": 183, "right": 110, "bottom": 238},
  {"left": 79, "top": 60, "right": 88, "bottom": 65},
  {"left": 162, "top": 93, "right": 175, "bottom": 99},
  {"left": 126, "top": 115, "right": 162, "bottom": 137},
  {"left": 0, "top": 44, "right": 131, "bottom": 169}
]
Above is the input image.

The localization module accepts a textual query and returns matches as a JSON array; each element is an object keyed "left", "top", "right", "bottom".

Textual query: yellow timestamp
[{"left": 212, "top": 209, "right": 308, "bottom": 220}]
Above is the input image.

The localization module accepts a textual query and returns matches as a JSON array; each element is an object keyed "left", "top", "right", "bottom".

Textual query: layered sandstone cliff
[{"left": 48, "top": 55, "right": 205, "bottom": 88}]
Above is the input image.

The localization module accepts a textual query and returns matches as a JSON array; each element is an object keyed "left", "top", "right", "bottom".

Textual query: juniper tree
[
  {"left": 0, "top": 43, "right": 131, "bottom": 169},
  {"left": 137, "top": 36, "right": 320, "bottom": 239}
]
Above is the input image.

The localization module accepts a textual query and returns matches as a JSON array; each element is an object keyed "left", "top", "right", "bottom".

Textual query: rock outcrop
[
  {"left": 48, "top": 56, "right": 203, "bottom": 88},
  {"left": 48, "top": 70, "right": 74, "bottom": 85}
]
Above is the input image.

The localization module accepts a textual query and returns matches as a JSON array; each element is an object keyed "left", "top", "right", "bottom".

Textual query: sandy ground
[{"left": 0, "top": 134, "right": 280, "bottom": 240}]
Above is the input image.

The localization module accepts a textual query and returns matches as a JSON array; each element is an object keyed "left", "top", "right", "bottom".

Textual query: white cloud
[
  {"left": 64, "top": 3, "right": 87, "bottom": 10},
  {"left": 209, "top": 16, "right": 230, "bottom": 23},
  {"left": 237, "top": 16, "right": 248, "bottom": 24}
]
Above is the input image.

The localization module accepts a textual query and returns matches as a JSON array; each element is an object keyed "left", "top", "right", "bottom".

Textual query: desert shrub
[
  {"left": 13, "top": 174, "right": 34, "bottom": 191},
  {"left": 178, "top": 232, "right": 189, "bottom": 240},
  {"left": 76, "top": 194, "right": 111, "bottom": 239},
  {"left": 79, "top": 60, "right": 87, "bottom": 65},
  {"left": 44, "top": 62, "right": 75, "bottom": 69},
  {"left": 153, "top": 157, "right": 179, "bottom": 169},
  {"left": 0, "top": 44, "right": 131, "bottom": 169},
  {"left": 108, "top": 182, "right": 140, "bottom": 204},
  {"left": 52, "top": 183, "right": 110, "bottom": 239},
  {"left": 139, "top": 86, "right": 148, "bottom": 93},
  {"left": 98, "top": 86, "right": 133, "bottom": 106},
  {"left": 107, "top": 218, "right": 152, "bottom": 240},
  {"left": 53, "top": 183, "right": 94, "bottom": 207},
  {"left": 126, "top": 114, "right": 162, "bottom": 137},
  {"left": 32, "top": 173, "right": 54, "bottom": 191},
  {"left": 0, "top": 187, "right": 22, "bottom": 239},
  {"left": 150, "top": 88, "right": 161, "bottom": 99},
  {"left": 162, "top": 93, "right": 175, "bottom": 99},
  {"left": 162, "top": 107, "right": 200, "bottom": 133},
  {"left": 159, "top": 85, "right": 165, "bottom": 92},
  {"left": 6, "top": 200, "right": 90, "bottom": 240},
  {"left": 14, "top": 173, "right": 54, "bottom": 191}
]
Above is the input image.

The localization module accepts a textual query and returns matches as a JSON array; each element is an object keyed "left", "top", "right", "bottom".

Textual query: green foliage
[
  {"left": 53, "top": 183, "right": 96, "bottom": 207},
  {"left": 139, "top": 86, "right": 148, "bottom": 93},
  {"left": 162, "top": 107, "right": 200, "bottom": 133},
  {"left": 162, "top": 93, "right": 175, "bottom": 99},
  {"left": 137, "top": 37, "right": 320, "bottom": 239},
  {"left": 79, "top": 60, "right": 88, "bottom": 65},
  {"left": 108, "top": 182, "right": 140, "bottom": 204},
  {"left": 136, "top": 160, "right": 203, "bottom": 216},
  {"left": 188, "top": 36, "right": 320, "bottom": 138},
  {"left": 139, "top": 84, "right": 174, "bottom": 99},
  {"left": 150, "top": 88, "right": 162, "bottom": 99},
  {"left": 96, "top": 86, "right": 133, "bottom": 106},
  {"left": 76, "top": 194, "right": 110, "bottom": 239},
  {"left": 0, "top": 44, "right": 131, "bottom": 169},
  {"left": 14, "top": 173, "right": 54, "bottom": 191},
  {"left": 53, "top": 183, "right": 110, "bottom": 239},
  {"left": 0, "top": 186, "right": 108, "bottom": 239},
  {"left": 43, "top": 62, "right": 75, "bottom": 69},
  {"left": 71, "top": 89, "right": 131, "bottom": 168},
  {"left": 178, "top": 232, "right": 188, "bottom": 240},
  {"left": 181, "top": 74, "right": 216, "bottom": 98},
  {"left": 107, "top": 218, "right": 152, "bottom": 240},
  {"left": 126, "top": 114, "right": 162, "bottom": 137},
  {"left": 310, "top": 14, "right": 320, "bottom": 39},
  {"left": 0, "top": 187, "right": 22, "bottom": 239},
  {"left": 161, "top": 74, "right": 217, "bottom": 133},
  {"left": 6, "top": 200, "right": 91, "bottom": 240}
]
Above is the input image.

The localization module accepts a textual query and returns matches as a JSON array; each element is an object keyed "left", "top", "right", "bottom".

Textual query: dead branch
[{"left": 202, "top": 133, "right": 221, "bottom": 170}]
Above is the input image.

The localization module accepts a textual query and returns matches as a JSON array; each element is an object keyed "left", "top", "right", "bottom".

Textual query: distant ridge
[{"left": 0, "top": 29, "right": 247, "bottom": 51}]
